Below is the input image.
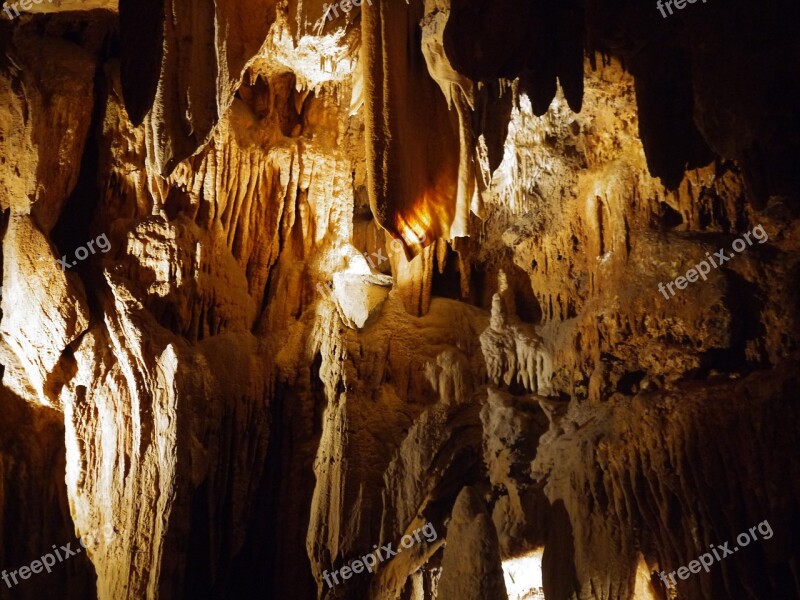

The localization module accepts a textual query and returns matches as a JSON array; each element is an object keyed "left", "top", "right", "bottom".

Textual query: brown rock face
[
  {"left": 362, "top": 0, "right": 461, "bottom": 254},
  {"left": 119, "top": 0, "right": 278, "bottom": 174},
  {"left": 438, "top": 486, "right": 508, "bottom": 600},
  {"left": 1, "top": 1, "right": 799, "bottom": 600}
]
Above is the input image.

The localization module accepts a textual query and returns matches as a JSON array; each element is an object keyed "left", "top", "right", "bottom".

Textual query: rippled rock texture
[{"left": 0, "top": 1, "right": 799, "bottom": 599}]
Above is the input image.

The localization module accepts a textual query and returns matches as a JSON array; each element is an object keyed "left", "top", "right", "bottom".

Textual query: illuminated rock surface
[{"left": 0, "top": 1, "right": 799, "bottom": 599}]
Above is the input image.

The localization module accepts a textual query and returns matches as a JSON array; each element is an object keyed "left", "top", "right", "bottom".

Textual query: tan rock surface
[
  {"left": 0, "top": 2, "right": 798, "bottom": 600},
  {"left": 437, "top": 486, "right": 508, "bottom": 600}
]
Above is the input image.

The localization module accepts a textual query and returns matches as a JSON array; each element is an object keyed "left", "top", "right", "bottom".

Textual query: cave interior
[{"left": 0, "top": 0, "right": 799, "bottom": 599}]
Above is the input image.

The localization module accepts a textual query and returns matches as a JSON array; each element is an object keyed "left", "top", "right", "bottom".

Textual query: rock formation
[{"left": 0, "top": 1, "right": 799, "bottom": 599}]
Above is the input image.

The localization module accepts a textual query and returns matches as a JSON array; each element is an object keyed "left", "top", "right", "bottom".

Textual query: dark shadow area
[
  {"left": 0, "top": 388, "right": 96, "bottom": 600},
  {"left": 542, "top": 500, "right": 581, "bottom": 600}
]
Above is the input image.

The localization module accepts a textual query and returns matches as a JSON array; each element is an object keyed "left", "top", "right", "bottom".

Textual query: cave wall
[{"left": 0, "top": 1, "right": 798, "bottom": 600}]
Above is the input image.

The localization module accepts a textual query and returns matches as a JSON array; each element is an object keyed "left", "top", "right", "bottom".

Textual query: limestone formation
[
  {"left": 437, "top": 486, "right": 508, "bottom": 600},
  {"left": 0, "top": 1, "right": 798, "bottom": 599}
]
